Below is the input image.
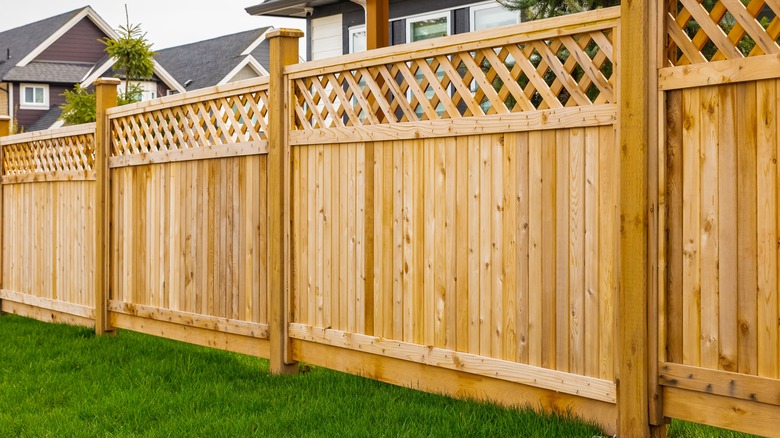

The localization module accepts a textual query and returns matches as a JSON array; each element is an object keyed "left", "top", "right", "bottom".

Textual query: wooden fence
[
  {"left": 0, "top": 123, "right": 96, "bottom": 326},
  {"left": 286, "top": 10, "right": 620, "bottom": 429},
  {"left": 105, "top": 77, "right": 273, "bottom": 356},
  {"left": 657, "top": 0, "right": 780, "bottom": 433},
  {"left": 1, "top": 1, "right": 780, "bottom": 435}
]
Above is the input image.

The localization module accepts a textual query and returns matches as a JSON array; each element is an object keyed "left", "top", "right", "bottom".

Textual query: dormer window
[{"left": 20, "top": 84, "right": 49, "bottom": 110}]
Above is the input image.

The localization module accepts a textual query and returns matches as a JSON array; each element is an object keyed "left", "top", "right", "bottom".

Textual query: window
[
  {"left": 119, "top": 80, "right": 158, "bottom": 102},
  {"left": 470, "top": 2, "right": 520, "bottom": 32},
  {"left": 20, "top": 84, "right": 48, "bottom": 110},
  {"left": 406, "top": 12, "right": 451, "bottom": 118},
  {"left": 406, "top": 11, "right": 450, "bottom": 43},
  {"left": 349, "top": 26, "right": 366, "bottom": 54}
]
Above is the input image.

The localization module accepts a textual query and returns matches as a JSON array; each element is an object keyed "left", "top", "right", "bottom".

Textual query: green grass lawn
[
  {"left": 0, "top": 314, "right": 604, "bottom": 437},
  {"left": 0, "top": 314, "right": 757, "bottom": 437}
]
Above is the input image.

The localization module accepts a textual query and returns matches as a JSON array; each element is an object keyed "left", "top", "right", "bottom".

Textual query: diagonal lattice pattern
[
  {"left": 290, "top": 29, "right": 615, "bottom": 130},
  {"left": 667, "top": 0, "right": 780, "bottom": 66},
  {"left": 2, "top": 133, "right": 95, "bottom": 175},
  {"left": 110, "top": 89, "right": 270, "bottom": 157}
]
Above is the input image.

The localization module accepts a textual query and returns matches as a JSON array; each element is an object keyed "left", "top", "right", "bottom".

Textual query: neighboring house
[
  {"left": 245, "top": 0, "right": 520, "bottom": 61},
  {"left": 0, "top": 6, "right": 184, "bottom": 132},
  {"left": 155, "top": 27, "right": 273, "bottom": 92}
]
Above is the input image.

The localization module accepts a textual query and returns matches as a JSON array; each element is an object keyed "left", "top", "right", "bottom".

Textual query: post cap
[
  {"left": 0, "top": 115, "right": 10, "bottom": 121},
  {"left": 94, "top": 77, "right": 122, "bottom": 86},
  {"left": 266, "top": 28, "right": 304, "bottom": 39}
]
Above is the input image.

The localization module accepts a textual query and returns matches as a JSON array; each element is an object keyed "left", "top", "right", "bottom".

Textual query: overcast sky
[{"left": 0, "top": 1, "right": 306, "bottom": 51}]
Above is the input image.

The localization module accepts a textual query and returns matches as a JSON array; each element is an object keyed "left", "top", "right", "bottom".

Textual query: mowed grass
[
  {"left": 669, "top": 421, "right": 760, "bottom": 438},
  {"left": 0, "top": 315, "right": 758, "bottom": 437},
  {"left": 0, "top": 314, "right": 604, "bottom": 437}
]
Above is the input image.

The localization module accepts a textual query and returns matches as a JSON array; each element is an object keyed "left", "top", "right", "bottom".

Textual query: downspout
[{"left": 8, "top": 84, "right": 12, "bottom": 133}]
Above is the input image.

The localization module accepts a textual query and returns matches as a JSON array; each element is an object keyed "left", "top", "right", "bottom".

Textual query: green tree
[
  {"left": 60, "top": 11, "right": 155, "bottom": 125},
  {"left": 59, "top": 85, "right": 96, "bottom": 125},
  {"left": 498, "top": 0, "right": 618, "bottom": 20},
  {"left": 102, "top": 20, "right": 156, "bottom": 103}
]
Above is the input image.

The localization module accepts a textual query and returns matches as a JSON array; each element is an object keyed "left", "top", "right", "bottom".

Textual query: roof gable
[
  {"left": 35, "top": 16, "right": 108, "bottom": 64},
  {"left": 0, "top": 7, "right": 84, "bottom": 78},
  {"left": 0, "top": 7, "right": 183, "bottom": 92},
  {"left": 155, "top": 27, "right": 271, "bottom": 91}
]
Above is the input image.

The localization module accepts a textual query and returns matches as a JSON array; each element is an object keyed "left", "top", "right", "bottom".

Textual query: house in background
[
  {"left": 0, "top": 6, "right": 183, "bottom": 132},
  {"left": 156, "top": 27, "right": 274, "bottom": 92},
  {"left": 245, "top": 0, "right": 519, "bottom": 61}
]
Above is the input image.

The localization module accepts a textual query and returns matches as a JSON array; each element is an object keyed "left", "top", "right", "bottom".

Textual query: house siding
[
  {"left": 35, "top": 18, "right": 108, "bottom": 64},
  {"left": 0, "top": 82, "right": 8, "bottom": 116},
  {"left": 230, "top": 64, "right": 260, "bottom": 82},
  {"left": 312, "top": 0, "right": 489, "bottom": 56},
  {"left": 12, "top": 82, "right": 68, "bottom": 131},
  {"left": 311, "top": 15, "right": 344, "bottom": 60}
]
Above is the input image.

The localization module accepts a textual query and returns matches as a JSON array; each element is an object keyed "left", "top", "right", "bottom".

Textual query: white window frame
[
  {"left": 348, "top": 25, "right": 366, "bottom": 54},
  {"left": 20, "top": 83, "right": 49, "bottom": 110},
  {"left": 469, "top": 1, "right": 521, "bottom": 32},
  {"left": 406, "top": 10, "right": 451, "bottom": 44}
]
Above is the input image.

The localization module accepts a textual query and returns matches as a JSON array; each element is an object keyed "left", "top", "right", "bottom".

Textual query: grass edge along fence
[{"left": 2, "top": 1, "right": 780, "bottom": 435}]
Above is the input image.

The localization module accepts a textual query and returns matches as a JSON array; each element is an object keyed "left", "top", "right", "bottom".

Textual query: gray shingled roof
[
  {"left": 4, "top": 61, "right": 93, "bottom": 83},
  {"left": 0, "top": 7, "right": 86, "bottom": 80},
  {"left": 155, "top": 28, "right": 271, "bottom": 91},
  {"left": 26, "top": 107, "right": 63, "bottom": 132}
]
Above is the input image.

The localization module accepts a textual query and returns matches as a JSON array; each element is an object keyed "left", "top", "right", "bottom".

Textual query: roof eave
[{"left": 245, "top": 0, "right": 312, "bottom": 18}]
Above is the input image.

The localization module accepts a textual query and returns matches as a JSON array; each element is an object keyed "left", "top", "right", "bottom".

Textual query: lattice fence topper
[
  {"left": 667, "top": 0, "right": 780, "bottom": 66},
  {"left": 111, "top": 89, "right": 270, "bottom": 157},
  {"left": 2, "top": 133, "right": 95, "bottom": 175},
  {"left": 291, "top": 29, "right": 615, "bottom": 130}
]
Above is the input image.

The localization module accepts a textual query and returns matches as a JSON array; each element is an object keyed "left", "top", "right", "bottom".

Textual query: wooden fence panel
[
  {"left": 105, "top": 78, "right": 273, "bottom": 355},
  {"left": 662, "top": 78, "right": 780, "bottom": 435},
  {"left": 3, "top": 180, "right": 95, "bottom": 309},
  {"left": 665, "top": 79, "right": 780, "bottom": 377},
  {"left": 109, "top": 156, "right": 267, "bottom": 324},
  {"left": 285, "top": 13, "right": 621, "bottom": 430},
  {"left": 291, "top": 126, "right": 618, "bottom": 380},
  {"left": 0, "top": 124, "right": 97, "bottom": 325}
]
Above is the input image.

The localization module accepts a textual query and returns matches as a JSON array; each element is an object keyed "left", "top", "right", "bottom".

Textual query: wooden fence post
[
  {"left": 268, "top": 28, "right": 303, "bottom": 375},
  {"left": 0, "top": 115, "right": 7, "bottom": 302},
  {"left": 94, "top": 78, "right": 120, "bottom": 335},
  {"left": 618, "top": 0, "right": 656, "bottom": 434},
  {"left": 363, "top": 0, "right": 390, "bottom": 336}
]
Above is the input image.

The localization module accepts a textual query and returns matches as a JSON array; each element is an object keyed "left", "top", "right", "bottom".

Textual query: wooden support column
[
  {"left": 363, "top": 0, "right": 388, "bottom": 335},
  {"left": 0, "top": 115, "right": 8, "bottom": 302},
  {"left": 618, "top": 0, "right": 653, "bottom": 434},
  {"left": 268, "top": 28, "right": 304, "bottom": 375},
  {"left": 365, "top": 0, "right": 389, "bottom": 50},
  {"left": 94, "top": 78, "right": 120, "bottom": 335}
]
